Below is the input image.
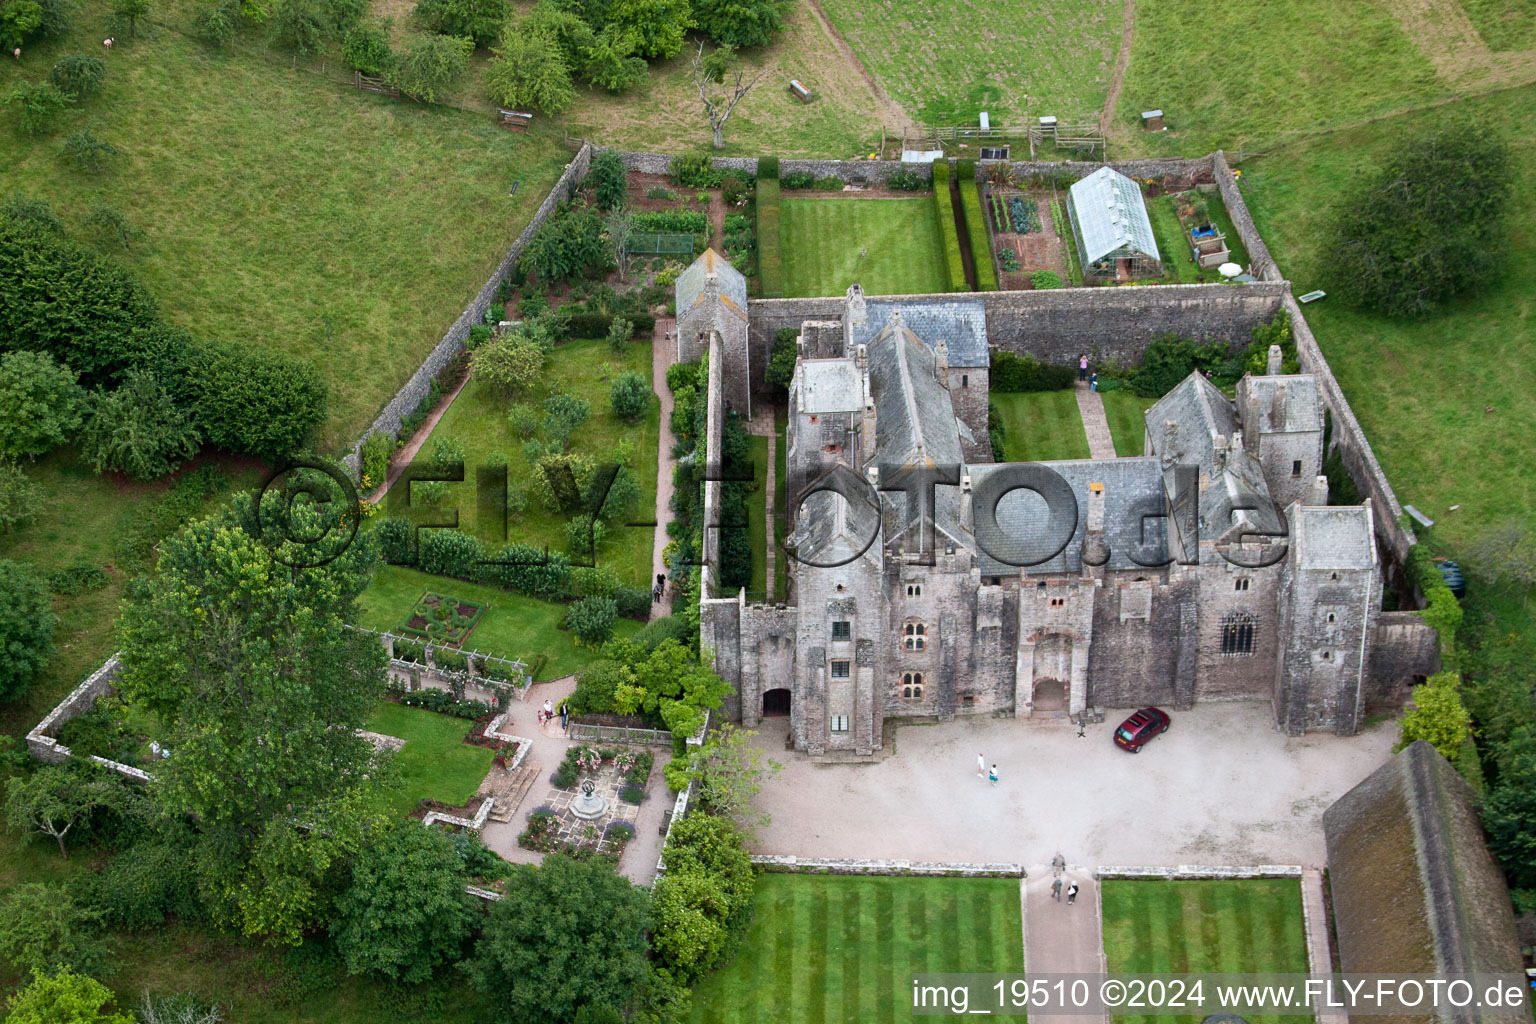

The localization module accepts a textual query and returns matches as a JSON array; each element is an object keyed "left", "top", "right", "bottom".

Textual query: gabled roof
[
  {"left": 1067, "top": 166, "right": 1159, "bottom": 264},
  {"left": 969, "top": 458, "right": 1168, "bottom": 576},
  {"left": 675, "top": 249, "right": 748, "bottom": 319},
  {"left": 1241, "top": 374, "right": 1322, "bottom": 434},
  {"left": 850, "top": 298, "right": 989, "bottom": 368}
]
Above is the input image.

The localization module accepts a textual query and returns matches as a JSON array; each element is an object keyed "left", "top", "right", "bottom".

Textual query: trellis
[{"left": 629, "top": 232, "right": 695, "bottom": 256}]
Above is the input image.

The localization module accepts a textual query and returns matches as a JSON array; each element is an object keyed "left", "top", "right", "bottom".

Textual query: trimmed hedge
[
  {"left": 756, "top": 163, "right": 783, "bottom": 299},
  {"left": 930, "top": 160, "right": 969, "bottom": 293},
  {"left": 564, "top": 312, "right": 655, "bottom": 340},
  {"left": 956, "top": 164, "right": 998, "bottom": 291},
  {"left": 991, "top": 351, "right": 1075, "bottom": 392}
]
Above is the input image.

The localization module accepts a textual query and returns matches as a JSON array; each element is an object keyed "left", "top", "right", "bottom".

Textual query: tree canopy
[
  {"left": 0, "top": 349, "right": 85, "bottom": 460},
  {"left": 79, "top": 369, "right": 201, "bottom": 480},
  {"left": 0, "top": 558, "right": 54, "bottom": 701},
  {"left": 1331, "top": 123, "right": 1513, "bottom": 318},
  {"left": 485, "top": 26, "right": 575, "bottom": 113},
  {"left": 692, "top": 0, "right": 788, "bottom": 48},
  {"left": 115, "top": 488, "right": 387, "bottom": 942}
]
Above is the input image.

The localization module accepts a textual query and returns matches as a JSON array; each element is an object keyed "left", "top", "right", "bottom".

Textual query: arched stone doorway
[
  {"left": 1032, "top": 679, "right": 1067, "bottom": 712},
  {"left": 762, "top": 688, "right": 791, "bottom": 717}
]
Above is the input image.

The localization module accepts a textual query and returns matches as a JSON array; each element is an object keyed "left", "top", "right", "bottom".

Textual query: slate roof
[
  {"left": 799, "top": 359, "right": 862, "bottom": 414},
  {"left": 792, "top": 471, "right": 883, "bottom": 568},
  {"left": 1323, "top": 741, "right": 1525, "bottom": 992},
  {"left": 1242, "top": 374, "right": 1322, "bottom": 434},
  {"left": 1292, "top": 505, "right": 1376, "bottom": 570},
  {"left": 1067, "top": 166, "right": 1159, "bottom": 265},
  {"left": 850, "top": 298, "right": 989, "bottom": 368},
  {"left": 675, "top": 249, "right": 748, "bottom": 319},
  {"left": 969, "top": 458, "right": 1168, "bottom": 576}
]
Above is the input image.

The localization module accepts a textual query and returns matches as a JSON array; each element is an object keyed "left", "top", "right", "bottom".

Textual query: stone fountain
[{"left": 570, "top": 778, "right": 609, "bottom": 820}]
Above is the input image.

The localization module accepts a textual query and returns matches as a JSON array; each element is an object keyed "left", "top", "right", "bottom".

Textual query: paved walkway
[
  {"left": 650, "top": 317, "right": 678, "bottom": 619},
  {"left": 1024, "top": 869, "right": 1108, "bottom": 1024},
  {"left": 1074, "top": 379, "right": 1116, "bottom": 460},
  {"left": 1302, "top": 867, "right": 1348, "bottom": 1024}
]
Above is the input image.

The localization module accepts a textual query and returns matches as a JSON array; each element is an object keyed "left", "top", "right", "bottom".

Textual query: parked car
[{"left": 1113, "top": 707, "right": 1171, "bottom": 753}]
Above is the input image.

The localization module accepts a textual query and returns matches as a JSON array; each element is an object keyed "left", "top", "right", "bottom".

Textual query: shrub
[
  {"left": 359, "top": 432, "right": 393, "bottom": 490},
  {"left": 721, "top": 175, "right": 751, "bottom": 204},
  {"left": 670, "top": 152, "right": 721, "bottom": 189},
  {"left": 1030, "top": 270, "right": 1063, "bottom": 290},
  {"left": 566, "top": 596, "right": 617, "bottom": 645},
  {"left": 666, "top": 361, "right": 699, "bottom": 393},
  {"left": 0, "top": 461, "right": 42, "bottom": 536},
  {"left": 990, "top": 351, "right": 1075, "bottom": 393},
  {"left": 519, "top": 203, "right": 610, "bottom": 284},
  {"left": 342, "top": 18, "right": 393, "bottom": 73},
  {"left": 78, "top": 370, "right": 200, "bottom": 481},
  {"left": 1129, "top": 333, "right": 1229, "bottom": 398},
  {"left": 386, "top": 32, "right": 472, "bottom": 104},
  {"left": 417, "top": 529, "right": 484, "bottom": 578},
  {"left": 563, "top": 311, "right": 654, "bottom": 339},
  {"left": 47, "top": 55, "right": 105, "bottom": 99},
  {"left": 589, "top": 149, "right": 628, "bottom": 211},
  {"left": 614, "top": 585, "right": 650, "bottom": 620},
  {"left": 475, "top": 335, "right": 545, "bottom": 395},
  {"left": 930, "top": 160, "right": 968, "bottom": 292},
  {"left": 610, "top": 370, "right": 651, "bottom": 421},
  {"left": 413, "top": 0, "right": 507, "bottom": 46},
  {"left": 46, "top": 562, "right": 109, "bottom": 595},
  {"left": 0, "top": 349, "right": 85, "bottom": 461},
  {"left": 5, "top": 80, "right": 71, "bottom": 138},
  {"left": 569, "top": 564, "right": 623, "bottom": 599},
  {"left": 483, "top": 542, "right": 570, "bottom": 596},
  {"left": 82, "top": 840, "right": 202, "bottom": 931},
  {"left": 376, "top": 516, "right": 417, "bottom": 565},
  {"left": 484, "top": 26, "right": 575, "bottom": 114},
  {"left": 779, "top": 171, "right": 814, "bottom": 189},
  {"left": 189, "top": 344, "right": 327, "bottom": 462},
  {"left": 887, "top": 167, "right": 926, "bottom": 190},
  {"left": 617, "top": 784, "right": 645, "bottom": 805},
  {"left": 605, "top": 820, "right": 637, "bottom": 843},
  {"left": 756, "top": 172, "right": 782, "bottom": 297}
]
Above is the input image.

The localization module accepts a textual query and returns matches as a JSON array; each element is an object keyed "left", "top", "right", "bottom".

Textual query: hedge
[
  {"left": 956, "top": 163, "right": 998, "bottom": 291},
  {"left": 633, "top": 210, "right": 709, "bottom": 255},
  {"left": 991, "top": 351, "right": 1075, "bottom": 392},
  {"left": 930, "top": 160, "right": 969, "bottom": 293},
  {"left": 756, "top": 163, "right": 783, "bottom": 299},
  {"left": 564, "top": 312, "right": 655, "bottom": 340}
]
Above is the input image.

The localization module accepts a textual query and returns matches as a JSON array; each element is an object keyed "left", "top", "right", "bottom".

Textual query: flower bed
[
  {"left": 550, "top": 744, "right": 654, "bottom": 790},
  {"left": 398, "top": 591, "right": 486, "bottom": 647}
]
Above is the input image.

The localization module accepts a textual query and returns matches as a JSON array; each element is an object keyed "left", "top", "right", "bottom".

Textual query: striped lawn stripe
[
  {"left": 689, "top": 875, "right": 1022, "bottom": 1023},
  {"left": 780, "top": 197, "right": 950, "bottom": 299},
  {"left": 991, "top": 390, "right": 1092, "bottom": 462},
  {"left": 1101, "top": 880, "right": 1311, "bottom": 1024}
]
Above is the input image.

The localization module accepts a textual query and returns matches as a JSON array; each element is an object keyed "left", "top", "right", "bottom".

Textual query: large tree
[
  {"left": 79, "top": 369, "right": 201, "bottom": 481},
  {"left": 413, "top": 0, "right": 506, "bottom": 46},
  {"left": 3, "top": 968, "right": 132, "bottom": 1024},
  {"left": 1331, "top": 123, "right": 1513, "bottom": 318},
  {"left": 692, "top": 0, "right": 787, "bottom": 48},
  {"left": 0, "top": 349, "right": 86, "bottom": 461},
  {"left": 605, "top": 0, "right": 690, "bottom": 59},
  {"left": 332, "top": 821, "right": 474, "bottom": 982},
  {"left": 115, "top": 488, "right": 388, "bottom": 942},
  {"left": 0, "top": 558, "right": 54, "bottom": 701},
  {"left": 484, "top": 27, "right": 575, "bottom": 115},
  {"left": 463, "top": 853, "right": 652, "bottom": 1024}
]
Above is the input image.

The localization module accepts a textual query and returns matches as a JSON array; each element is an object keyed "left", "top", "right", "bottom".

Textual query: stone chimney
[
  {"left": 860, "top": 389, "right": 877, "bottom": 466},
  {"left": 1266, "top": 344, "right": 1283, "bottom": 375},
  {"left": 933, "top": 338, "right": 949, "bottom": 388},
  {"left": 1308, "top": 474, "right": 1329, "bottom": 506},
  {"left": 845, "top": 283, "right": 867, "bottom": 333},
  {"left": 1159, "top": 420, "right": 1179, "bottom": 470},
  {"left": 1081, "top": 482, "right": 1108, "bottom": 578}
]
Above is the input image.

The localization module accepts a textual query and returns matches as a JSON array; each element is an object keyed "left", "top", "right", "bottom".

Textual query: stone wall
[
  {"left": 1212, "top": 151, "right": 1278, "bottom": 281},
  {"left": 606, "top": 148, "right": 757, "bottom": 176},
  {"left": 342, "top": 142, "right": 594, "bottom": 477},
  {"left": 27, "top": 656, "right": 122, "bottom": 765},
  {"left": 752, "top": 855, "right": 1024, "bottom": 878},
  {"left": 990, "top": 154, "right": 1216, "bottom": 183}
]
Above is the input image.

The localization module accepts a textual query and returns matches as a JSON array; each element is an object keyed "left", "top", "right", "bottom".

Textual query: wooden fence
[{"left": 568, "top": 721, "right": 674, "bottom": 746}]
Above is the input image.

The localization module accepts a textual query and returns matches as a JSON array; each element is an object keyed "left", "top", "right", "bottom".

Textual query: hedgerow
[
  {"left": 755, "top": 161, "right": 783, "bottom": 298},
  {"left": 930, "top": 160, "right": 968, "bottom": 292},
  {"left": 956, "top": 162, "right": 997, "bottom": 291}
]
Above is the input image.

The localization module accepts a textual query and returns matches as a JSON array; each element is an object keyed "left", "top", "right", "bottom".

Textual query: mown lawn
[
  {"left": 396, "top": 336, "right": 659, "bottom": 587},
  {"left": 748, "top": 434, "right": 769, "bottom": 596},
  {"left": 1100, "top": 391, "right": 1154, "bottom": 458},
  {"left": 817, "top": 0, "right": 1122, "bottom": 124},
  {"left": 358, "top": 565, "right": 642, "bottom": 680},
  {"left": 1101, "top": 879, "right": 1310, "bottom": 1024},
  {"left": 992, "top": 391, "right": 1091, "bottom": 462},
  {"left": 0, "top": 3, "right": 570, "bottom": 453},
  {"left": 689, "top": 874, "right": 1022, "bottom": 1023},
  {"left": 780, "top": 198, "right": 949, "bottom": 298},
  {"left": 366, "top": 703, "right": 494, "bottom": 817},
  {"left": 1115, "top": 0, "right": 1444, "bottom": 155}
]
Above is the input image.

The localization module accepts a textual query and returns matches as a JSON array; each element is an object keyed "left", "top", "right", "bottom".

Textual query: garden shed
[{"left": 1065, "top": 166, "right": 1161, "bottom": 281}]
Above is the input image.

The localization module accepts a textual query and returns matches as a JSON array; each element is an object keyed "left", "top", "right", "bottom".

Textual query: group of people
[
  {"left": 1078, "top": 354, "right": 1099, "bottom": 392},
  {"left": 537, "top": 699, "right": 568, "bottom": 730}
]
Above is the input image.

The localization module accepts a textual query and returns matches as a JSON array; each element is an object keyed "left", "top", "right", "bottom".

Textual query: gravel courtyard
[{"left": 747, "top": 702, "right": 1397, "bottom": 871}]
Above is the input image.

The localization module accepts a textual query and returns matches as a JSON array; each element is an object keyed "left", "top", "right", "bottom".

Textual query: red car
[{"left": 1113, "top": 707, "right": 1171, "bottom": 752}]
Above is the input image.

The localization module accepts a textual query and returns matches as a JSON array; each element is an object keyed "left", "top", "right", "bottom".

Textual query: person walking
[
  {"left": 1079, "top": 354, "right": 1089, "bottom": 382},
  {"left": 1051, "top": 878, "right": 1063, "bottom": 902},
  {"left": 977, "top": 753, "right": 986, "bottom": 779},
  {"left": 1052, "top": 853, "right": 1066, "bottom": 877},
  {"left": 559, "top": 702, "right": 569, "bottom": 730},
  {"left": 988, "top": 763, "right": 999, "bottom": 786},
  {"left": 1089, "top": 371, "right": 1098, "bottom": 393},
  {"left": 542, "top": 699, "right": 554, "bottom": 725},
  {"left": 1066, "top": 882, "right": 1079, "bottom": 905}
]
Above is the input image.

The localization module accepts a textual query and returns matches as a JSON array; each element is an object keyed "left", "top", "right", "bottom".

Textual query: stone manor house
[{"left": 680, "top": 251, "right": 1439, "bottom": 760}]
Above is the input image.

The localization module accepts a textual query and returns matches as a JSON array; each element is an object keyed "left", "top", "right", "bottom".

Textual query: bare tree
[
  {"left": 688, "top": 42, "right": 769, "bottom": 151},
  {"left": 604, "top": 206, "right": 636, "bottom": 282}
]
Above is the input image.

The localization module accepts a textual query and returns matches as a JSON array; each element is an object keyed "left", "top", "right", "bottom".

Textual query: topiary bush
[
  {"left": 566, "top": 596, "right": 618, "bottom": 646},
  {"left": 376, "top": 515, "right": 416, "bottom": 565}
]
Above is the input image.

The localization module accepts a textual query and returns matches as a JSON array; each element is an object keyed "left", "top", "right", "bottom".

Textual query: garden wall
[
  {"left": 751, "top": 855, "right": 1025, "bottom": 878},
  {"left": 27, "top": 656, "right": 123, "bottom": 766},
  {"left": 987, "top": 154, "right": 1216, "bottom": 184},
  {"left": 745, "top": 282, "right": 1288, "bottom": 389},
  {"left": 342, "top": 142, "right": 595, "bottom": 477}
]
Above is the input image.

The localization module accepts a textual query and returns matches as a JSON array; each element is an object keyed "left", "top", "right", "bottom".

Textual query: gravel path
[{"left": 650, "top": 317, "right": 678, "bottom": 620}]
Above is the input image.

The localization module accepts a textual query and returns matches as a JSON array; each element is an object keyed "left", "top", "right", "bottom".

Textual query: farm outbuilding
[{"left": 1065, "top": 166, "right": 1161, "bottom": 281}]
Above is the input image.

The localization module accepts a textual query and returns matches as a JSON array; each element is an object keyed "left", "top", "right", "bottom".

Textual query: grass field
[
  {"left": 817, "top": 0, "right": 1121, "bottom": 124},
  {"left": 688, "top": 874, "right": 1023, "bottom": 1023},
  {"left": 1101, "top": 879, "right": 1310, "bottom": 1024},
  {"left": 1115, "top": 0, "right": 1444, "bottom": 155},
  {"left": 1240, "top": 85, "right": 1536, "bottom": 561},
  {"left": 0, "top": 4, "right": 570, "bottom": 454},
  {"left": 780, "top": 198, "right": 949, "bottom": 298},
  {"left": 1461, "top": 0, "right": 1536, "bottom": 50},
  {"left": 366, "top": 703, "right": 494, "bottom": 817},
  {"left": 1100, "top": 391, "right": 1154, "bottom": 458},
  {"left": 358, "top": 565, "right": 642, "bottom": 679},
  {"left": 992, "top": 391, "right": 1091, "bottom": 462},
  {"left": 397, "top": 336, "right": 659, "bottom": 587},
  {"left": 748, "top": 434, "right": 769, "bottom": 596}
]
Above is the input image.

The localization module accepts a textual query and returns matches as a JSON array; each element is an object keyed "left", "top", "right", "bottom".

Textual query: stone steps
[{"left": 488, "top": 763, "right": 540, "bottom": 823}]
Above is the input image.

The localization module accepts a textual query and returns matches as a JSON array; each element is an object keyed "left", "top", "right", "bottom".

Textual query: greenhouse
[{"left": 1065, "top": 166, "right": 1162, "bottom": 281}]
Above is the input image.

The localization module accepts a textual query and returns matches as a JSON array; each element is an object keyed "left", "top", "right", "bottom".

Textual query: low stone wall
[
  {"left": 342, "top": 141, "right": 594, "bottom": 477},
  {"left": 991, "top": 154, "right": 1215, "bottom": 183},
  {"left": 1212, "top": 151, "right": 1279, "bottom": 282},
  {"left": 752, "top": 855, "right": 1025, "bottom": 878},
  {"left": 27, "top": 656, "right": 122, "bottom": 765},
  {"left": 1096, "top": 864, "right": 1303, "bottom": 879},
  {"left": 606, "top": 148, "right": 757, "bottom": 177},
  {"left": 483, "top": 712, "right": 533, "bottom": 770},
  {"left": 422, "top": 796, "right": 495, "bottom": 832}
]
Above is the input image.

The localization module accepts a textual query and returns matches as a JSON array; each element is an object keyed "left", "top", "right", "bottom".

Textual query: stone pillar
[{"left": 1266, "top": 344, "right": 1283, "bottom": 375}]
